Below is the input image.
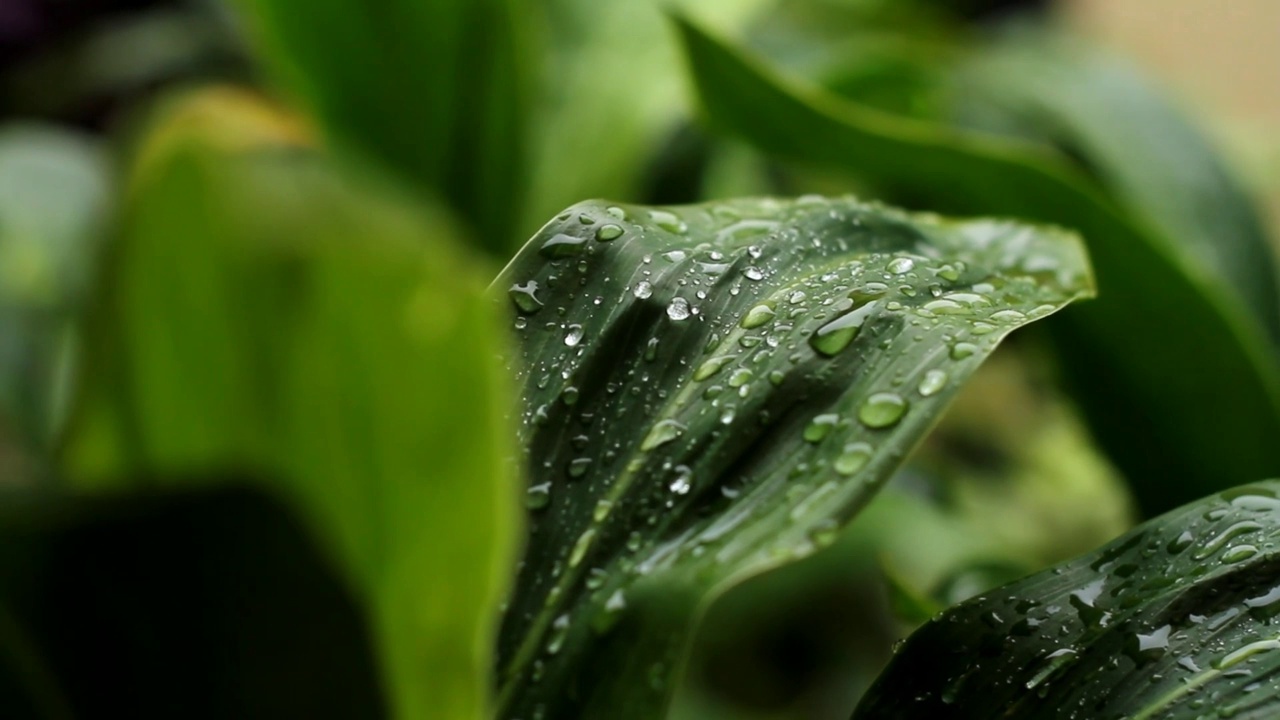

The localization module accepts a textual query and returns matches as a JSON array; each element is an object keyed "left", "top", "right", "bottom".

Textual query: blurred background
[{"left": 2, "top": 1, "right": 1277, "bottom": 718}]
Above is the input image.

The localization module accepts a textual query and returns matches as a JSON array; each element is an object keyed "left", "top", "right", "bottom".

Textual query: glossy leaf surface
[
  {"left": 856, "top": 480, "right": 1280, "bottom": 719},
  {"left": 674, "top": 16, "right": 1280, "bottom": 513},
  {"left": 61, "top": 95, "right": 519, "bottom": 719},
  {"left": 495, "top": 195, "right": 1092, "bottom": 717}
]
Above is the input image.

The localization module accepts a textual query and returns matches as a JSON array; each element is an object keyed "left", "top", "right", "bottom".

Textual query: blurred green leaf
[
  {"left": 60, "top": 96, "right": 519, "bottom": 719},
  {"left": 495, "top": 195, "right": 1091, "bottom": 717},
  {"left": 0, "top": 124, "right": 109, "bottom": 455},
  {"left": 232, "top": 0, "right": 533, "bottom": 255},
  {"left": 856, "top": 480, "right": 1280, "bottom": 718},
  {"left": 944, "top": 28, "right": 1280, "bottom": 345},
  {"left": 673, "top": 16, "right": 1280, "bottom": 513},
  {"left": 0, "top": 484, "right": 384, "bottom": 718},
  {"left": 521, "top": 0, "right": 768, "bottom": 233}
]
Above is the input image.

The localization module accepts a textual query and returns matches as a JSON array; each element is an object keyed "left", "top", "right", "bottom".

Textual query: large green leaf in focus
[
  {"left": 494, "top": 195, "right": 1092, "bottom": 717},
  {"left": 0, "top": 125, "right": 109, "bottom": 455},
  {"left": 61, "top": 99, "right": 519, "bottom": 719},
  {"left": 673, "top": 17, "right": 1280, "bottom": 513},
  {"left": 855, "top": 480, "right": 1280, "bottom": 719},
  {"left": 232, "top": 0, "right": 532, "bottom": 255}
]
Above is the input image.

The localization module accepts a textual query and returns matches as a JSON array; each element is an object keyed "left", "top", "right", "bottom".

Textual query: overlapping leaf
[
  {"left": 232, "top": 0, "right": 533, "bottom": 255},
  {"left": 673, "top": 16, "right": 1280, "bottom": 513},
  {"left": 857, "top": 479, "right": 1280, "bottom": 719},
  {"left": 59, "top": 94, "right": 519, "bottom": 719},
  {"left": 495, "top": 195, "right": 1091, "bottom": 717}
]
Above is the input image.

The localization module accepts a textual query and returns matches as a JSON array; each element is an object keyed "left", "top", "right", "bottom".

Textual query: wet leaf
[
  {"left": 673, "top": 15, "right": 1280, "bottom": 513},
  {"left": 495, "top": 195, "right": 1092, "bottom": 717},
  {"left": 856, "top": 480, "right": 1280, "bottom": 719}
]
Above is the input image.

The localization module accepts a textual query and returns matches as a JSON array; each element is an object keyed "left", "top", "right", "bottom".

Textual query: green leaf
[
  {"left": 232, "top": 0, "right": 533, "bottom": 255},
  {"left": 0, "top": 484, "right": 384, "bottom": 718},
  {"left": 0, "top": 124, "right": 109, "bottom": 454},
  {"left": 946, "top": 28, "right": 1280, "bottom": 345},
  {"left": 495, "top": 195, "right": 1092, "bottom": 717},
  {"left": 672, "top": 16, "right": 1280, "bottom": 513},
  {"left": 60, "top": 99, "right": 519, "bottom": 719},
  {"left": 855, "top": 480, "right": 1280, "bottom": 719}
]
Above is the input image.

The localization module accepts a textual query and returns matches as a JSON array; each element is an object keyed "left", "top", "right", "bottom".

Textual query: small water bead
[
  {"left": 694, "top": 356, "right": 733, "bottom": 381},
  {"left": 644, "top": 337, "right": 660, "bottom": 361},
  {"left": 888, "top": 257, "right": 915, "bottom": 274},
  {"left": 663, "top": 250, "right": 687, "bottom": 263},
  {"left": 728, "top": 368, "right": 753, "bottom": 388},
  {"left": 951, "top": 342, "right": 978, "bottom": 360},
  {"left": 1167, "top": 531, "right": 1194, "bottom": 555},
  {"left": 788, "top": 290, "right": 807, "bottom": 304},
  {"left": 918, "top": 369, "right": 949, "bottom": 397},
  {"left": 667, "top": 297, "right": 692, "bottom": 321},
  {"left": 1224, "top": 545, "right": 1259, "bottom": 563},
  {"left": 562, "top": 386, "right": 580, "bottom": 406},
  {"left": 641, "top": 419, "right": 686, "bottom": 450},
  {"left": 803, "top": 414, "right": 840, "bottom": 443},
  {"left": 595, "top": 224, "right": 624, "bottom": 242},
  {"left": 922, "top": 299, "right": 967, "bottom": 315},
  {"left": 509, "top": 281, "right": 542, "bottom": 314},
  {"left": 567, "top": 457, "right": 592, "bottom": 479},
  {"left": 810, "top": 300, "right": 879, "bottom": 357},
  {"left": 835, "top": 442, "right": 873, "bottom": 476},
  {"left": 606, "top": 205, "right": 627, "bottom": 220},
  {"left": 526, "top": 482, "right": 552, "bottom": 510},
  {"left": 739, "top": 336, "right": 762, "bottom": 349},
  {"left": 546, "top": 614, "right": 571, "bottom": 655},
  {"left": 649, "top": 209, "right": 687, "bottom": 234},
  {"left": 768, "top": 370, "right": 785, "bottom": 386},
  {"left": 743, "top": 266, "right": 764, "bottom": 281},
  {"left": 540, "top": 233, "right": 587, "bottom": 258},
  {"left": 859, "top": 392, "right": 908, "bottom": 428},
  {"left": 577, "top": 213, "right": 594, "bottom": 224},
  {"left": 564, "top": 324, "right": 584, "bottom": 347},
  {"left": 937, "top": 265, "right": 961, "bottom": 282},
  {"left": 669, "top": 466, "right": 693, "bottom": 495},
  {"left": 990, "top": 309, "right": 1026, "bottom": 323},
  {"left": 633, "top": 281, "right": 653, "bottom": 299}
]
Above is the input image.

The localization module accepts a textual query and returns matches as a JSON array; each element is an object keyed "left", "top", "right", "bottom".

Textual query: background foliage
[{"left": 1, "top": 0, "right": 1278, "bottom": 718}]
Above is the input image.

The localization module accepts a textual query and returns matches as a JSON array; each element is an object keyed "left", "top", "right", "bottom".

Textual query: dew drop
[
  {"left": 540, "top": 233, "right": 586, "bottom": 258},
  {"left": 642, "top": 419, "right": 686, "bottom": 450},
  {"left": 694, "top": 356, "right": 733, "bottom": 381},
  {"left": 741, "top": 303, "right": 777, "bottom": 329},
  {"left": 835, "top": 442, "right": 873, "bottom": 475},
  {"left": 667, "top": 297, "right": 691, "bottom": 321},
  {"left": 810, "top": 300, "right": 879, "bottom": 356},
  {"left": 950, "top": 342, "right": 978, "bottom": 360},
  {"left": 918, "top": 369, "right": 948, "bottom": 397},
  {"left": 743, "top": 266, "right": 764, "bottom": 281},
  {"left": 564, "top": 324, "right": 584, "bottom": 347},
  {"left": 595, "top": 224, "right": 624, "bottom": 242},
  {"left": 509, "top": 281, "right": 543, "bottom": 314},
  {"left": 526, "top": 482, "right": 552, "bottom": 510},
  {"left": 650, "top": 209, "right": 687, "bottom": 234},
  {"left": 858, "top": 392, "right": 908, "bottom": 428},
  {"left": 803, "top": 414, "right": 840, "bottom": 443},
  {"left": 888, "top": 257, "right": 915, "bottom": 274},
  {"left": 728, "top": 368, "right": 753, "bottom": 388},
  {"left": 633, "top": 281, "right": 653, "bottom": 299},
  {"left": 568, "top": 457, "right": 592, "bottom": 478}
]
